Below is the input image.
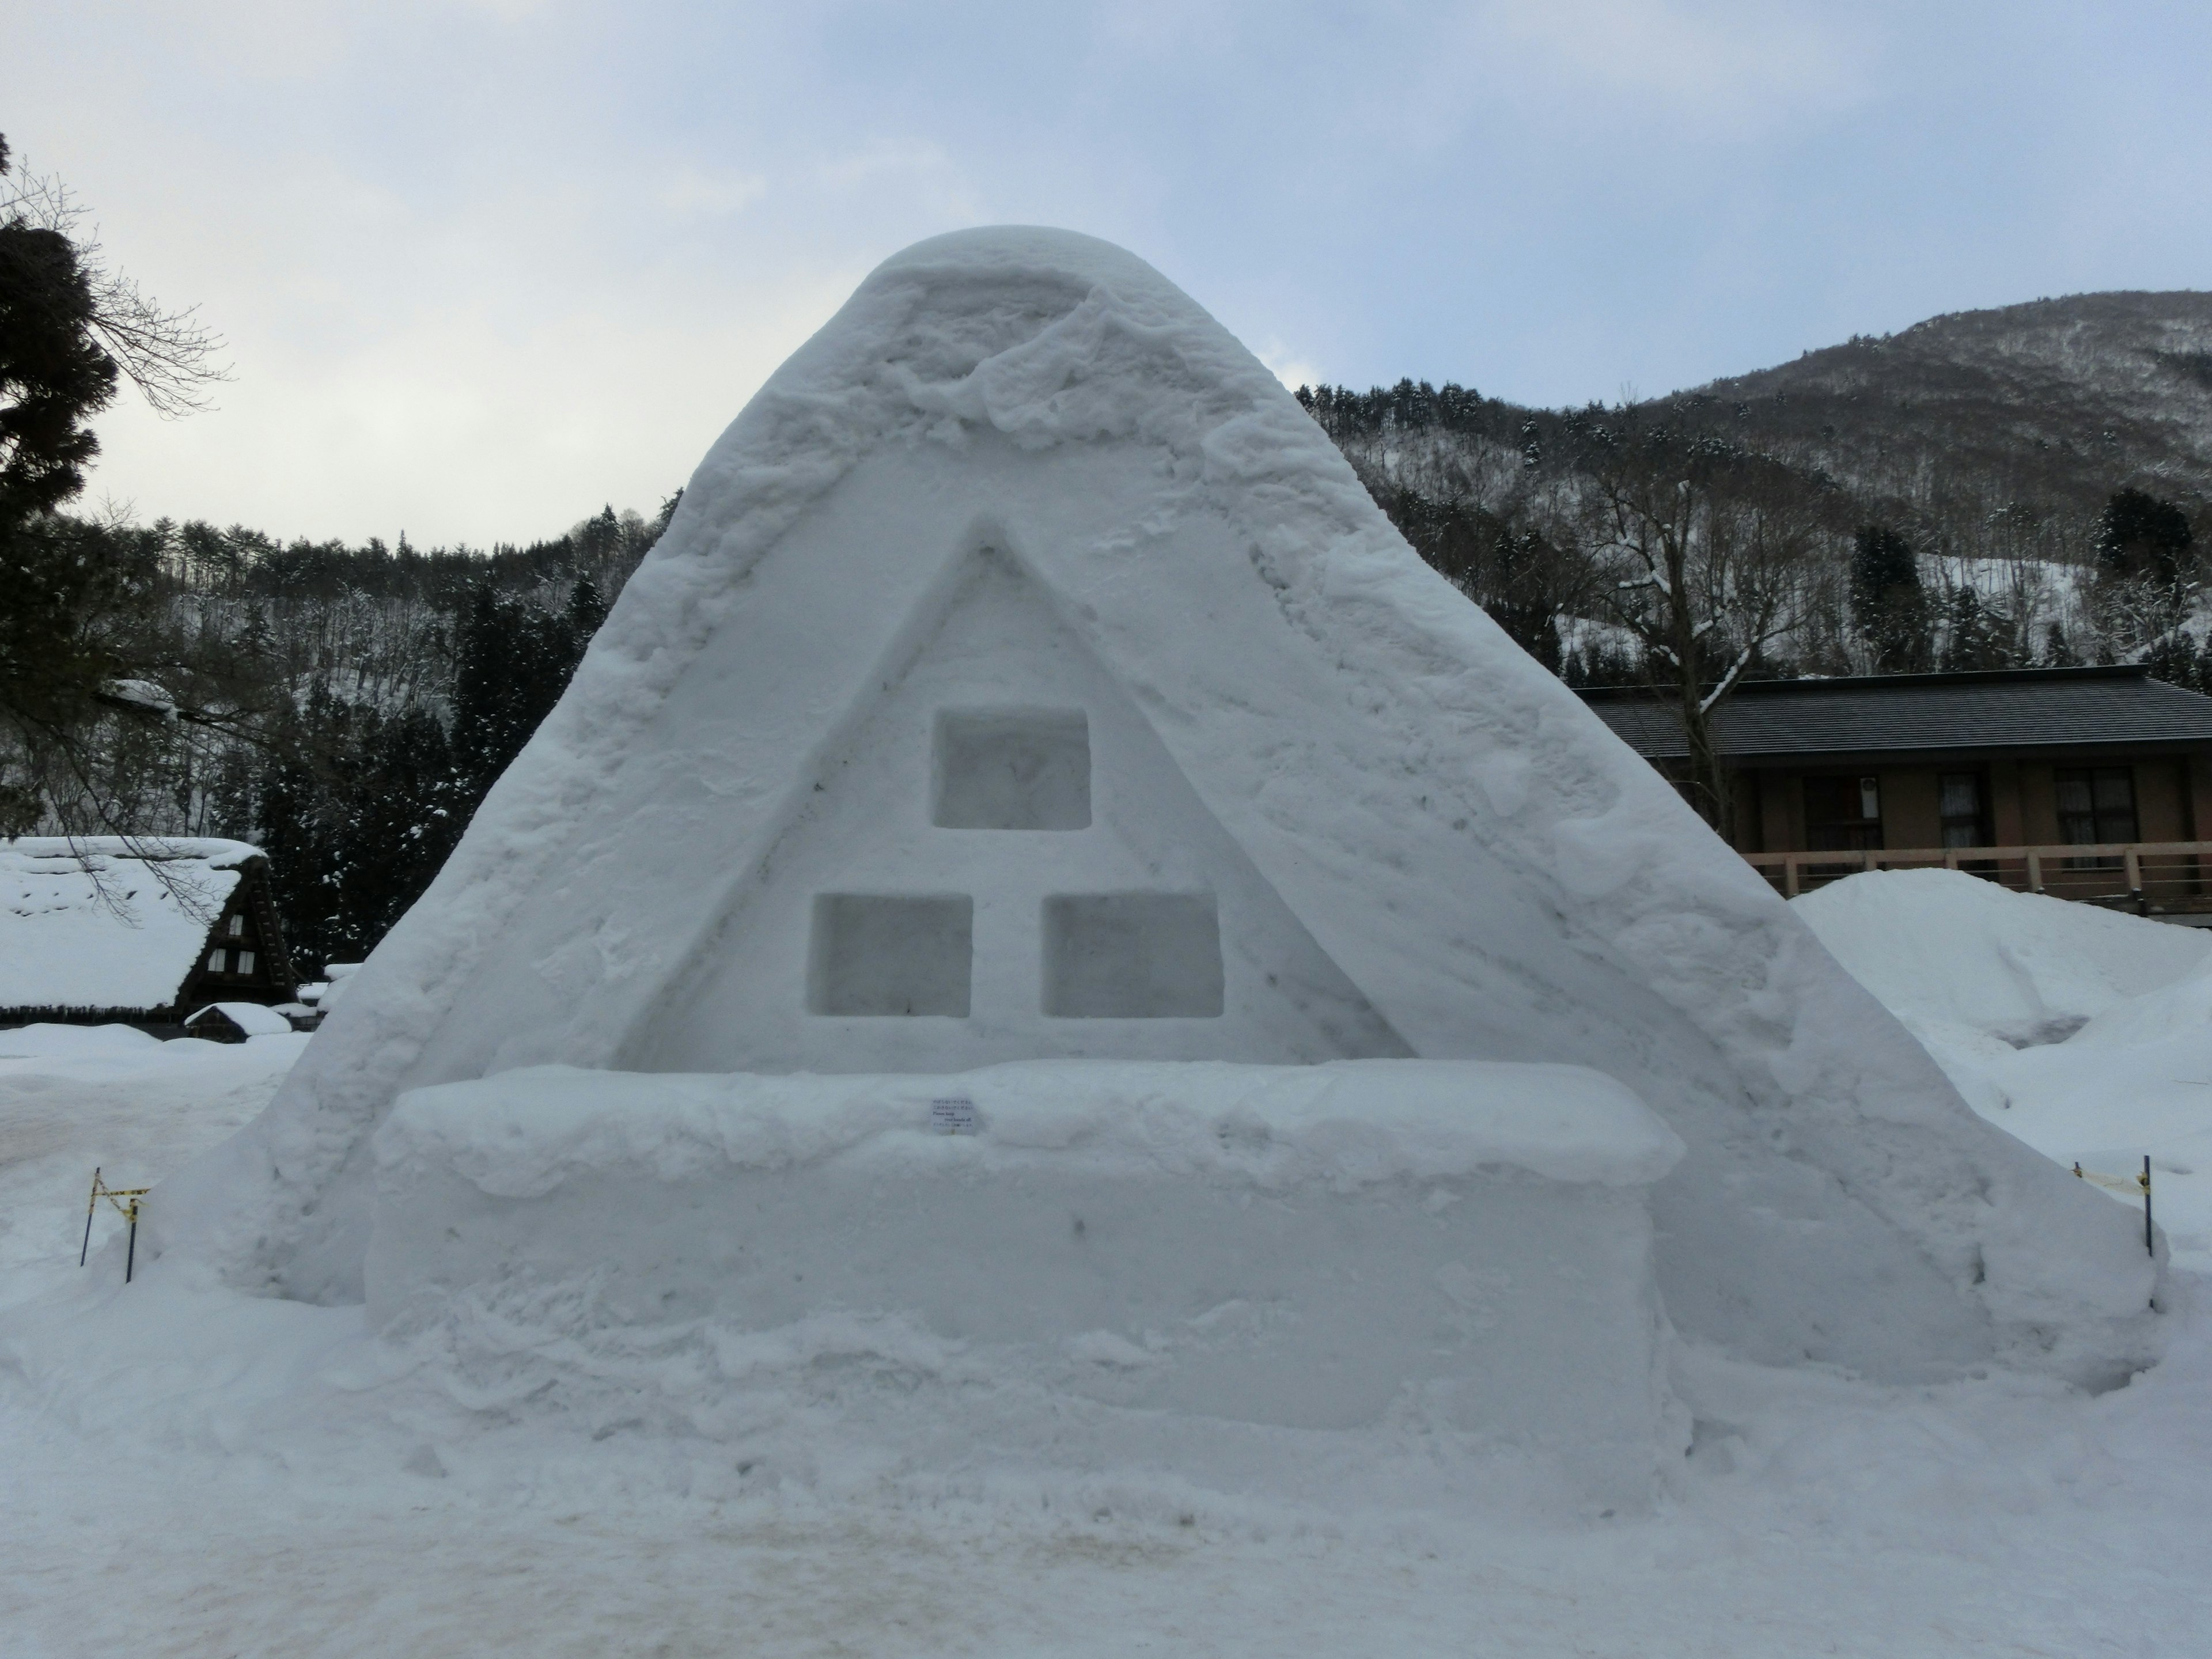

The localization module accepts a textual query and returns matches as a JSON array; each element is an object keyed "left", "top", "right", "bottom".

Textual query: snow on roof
[
  {"left": 185, "top": 1002, "right": 295, "bottom": 1037},
  {"left": 157, "top": 228, "right": 2158, "bottom": 1382},
  {"left": 0, "top": 839, "right": 259, "bottom": 1012}
]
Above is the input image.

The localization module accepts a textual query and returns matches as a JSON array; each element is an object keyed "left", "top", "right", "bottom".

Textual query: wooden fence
[{"left": 1743, "top": 840, "right": 2212, "bottom": 909}]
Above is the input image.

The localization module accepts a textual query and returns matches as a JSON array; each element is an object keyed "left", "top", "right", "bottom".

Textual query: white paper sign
[{"left": 930, "top": 1096, "right": 976, "bottom": 1135}]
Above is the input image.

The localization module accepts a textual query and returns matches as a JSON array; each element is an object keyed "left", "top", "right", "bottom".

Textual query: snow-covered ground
[
  {"left": 6, "top": 882, "right": 2212, "bottom": 1657},
  {"left": 0, "top": 1024, "right": 306, "bottom": 1301}
]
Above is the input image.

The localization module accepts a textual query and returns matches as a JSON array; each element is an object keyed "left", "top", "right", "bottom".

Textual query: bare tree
[
  {"left": 0, "top": 149, "right": 229, "bottom": 416},
  {"left": 1, "top": 137, "right": 234, "bottom": 853},
  {"left": 1571, "top": 409, "right": 1831, "bottom": 838}
]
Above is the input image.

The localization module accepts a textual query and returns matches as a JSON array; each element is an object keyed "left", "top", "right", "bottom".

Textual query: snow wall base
[{"left": 366, "top": 1061, "right": 1689, "bottom": 1512}]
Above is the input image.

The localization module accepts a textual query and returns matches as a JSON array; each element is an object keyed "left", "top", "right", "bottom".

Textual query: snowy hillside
[{"left": 1700, "top": 291, "right": 2212, "bottom": 522}]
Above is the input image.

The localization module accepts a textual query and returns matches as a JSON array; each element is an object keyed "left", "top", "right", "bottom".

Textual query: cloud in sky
[{"left": 6, "top": 0, "right": 2209, "bottom": 544}]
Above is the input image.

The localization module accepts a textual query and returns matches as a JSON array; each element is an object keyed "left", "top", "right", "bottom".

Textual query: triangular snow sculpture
[
  {"left": 628, "top": 531, "right": 1411, "bottom": 1073},
  {"left": 159, "top": 227, "right": 2157, "bottom": 1382}
]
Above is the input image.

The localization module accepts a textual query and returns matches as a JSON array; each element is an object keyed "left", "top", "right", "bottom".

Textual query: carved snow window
[
  {"left": 933, "top": 709, "right": 1090, "bottom": 830},
  {"left": 808, "top": 893, "right": 974, "bottom": 1016},
  {"left": 1043, "top": 892, "right": 1223, "bottom": 1018}
]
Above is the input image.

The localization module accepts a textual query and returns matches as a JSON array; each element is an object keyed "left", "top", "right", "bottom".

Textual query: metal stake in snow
[
  {"left": 2072, "top": 1156, "right": 2154, "bottom": 1257},
  {"left": 79, "top": 1166, "right": 99, "bottom": 1267},
  {"left": 81, "top": 1169, "right": 151, "bottom": 1283}
]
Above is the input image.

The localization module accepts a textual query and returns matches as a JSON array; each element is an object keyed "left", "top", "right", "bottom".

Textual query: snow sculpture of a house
[{"left": 160, "top": 229, "right": 2157, "bottom": 1423}]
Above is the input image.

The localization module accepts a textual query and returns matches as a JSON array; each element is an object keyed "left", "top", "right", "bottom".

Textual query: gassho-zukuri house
[
  {"left": 1582, "top": 664, "right": 2212, "bottom": 914},
  {"left": 145, "top": 228, "right": 2162, "bottom": 1513},
  {"left": 0, "top": 838, "right": 302, "bottom": 1035}
]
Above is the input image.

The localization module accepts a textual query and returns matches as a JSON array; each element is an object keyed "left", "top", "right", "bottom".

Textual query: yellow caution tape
[{"left": 86, "top": 1171, "right": 150, "bottom": 1220}]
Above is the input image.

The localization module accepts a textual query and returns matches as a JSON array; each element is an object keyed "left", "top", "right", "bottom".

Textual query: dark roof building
[
  {"left": 0, "top": 839, "right": 302, "bottom": 1029},
  {"left": 1577, "top": 667, "right": 2212, "bottom": 911},
  {"left": 1584, "top": 666, "right": 2212, "bottom": 765}
]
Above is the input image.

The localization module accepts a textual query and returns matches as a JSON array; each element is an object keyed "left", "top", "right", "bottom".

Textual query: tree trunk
[{"left": 1660, "top": 531, "right": 1734, "bottom": 842}]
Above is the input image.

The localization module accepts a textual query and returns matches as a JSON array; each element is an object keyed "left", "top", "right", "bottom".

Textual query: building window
[
  {"left": 2055, "top": 767, "right": 2136, "bottom": 859},
  {"left": 1804, "top": 775, "right": 1883, "bottom": 852},
  {"left": 1940, "top": 772, "right": 1988, "bottom": 850},
  {"left": 236, "top": 951, "right": 256, "bottom": 976},
  {"left": 207, "top": 949, "right": 228, "bottom": 972},
  {"left": 228, "top": 914, "right": 245, "bottom": 937}
]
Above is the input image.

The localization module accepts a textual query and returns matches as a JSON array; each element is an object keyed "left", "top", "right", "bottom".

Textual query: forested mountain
[
  {"left": 11, "top": 503, "right": 670, "bottom": 969},
  {"left": 1698, "top": 290, "right": 2212, "bottom": 557},
  {"left": 1304, "top": 289, "right": 2212, "bottom": 700},
  {"left": 14, "top": 290, "right": 2212, "bottom": 965}
]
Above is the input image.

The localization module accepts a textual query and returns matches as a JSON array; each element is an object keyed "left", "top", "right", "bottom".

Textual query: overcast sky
[{"left": 7, "top": 1, "right": 2209, "bottom": 547}]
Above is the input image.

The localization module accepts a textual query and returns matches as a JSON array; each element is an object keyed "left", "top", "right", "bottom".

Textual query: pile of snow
[
  {"left": 0, "top": 1024, "right": 306, "bottom": 1297},
  {"left": 2070, "top": 955, "right": 2212, "bottom": 1048},
  {"left": 1793, "top": 868, "right": 2211, "bottom": 1050},
  {"left": 155, "top": 227, "right": 2157, "bottom": 1393},
  {"left": 309, "top": 962, "right": 361, "bottom": 1010},
  {"left": 1796, "top": 870, "right": 2212, "bottom": 1267},
  {"left": 372, "top": 1060, "right": 1685, "bottom": 1509},
  {"left": 0, "top": 838, "right": 260, "bottom": 1012},
  {"left": 185, "top": 1001, "right": 295, "bottom": 1039},
  {"left": 0, "top": 1021, "right": 166, "bottom": 1062}
]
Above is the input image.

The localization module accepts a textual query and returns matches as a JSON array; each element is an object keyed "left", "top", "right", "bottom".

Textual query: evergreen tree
[
  {"left": 2091, "top": 488, "right": 2196, "bottom": 651},
  {"left": 1, "top": 137, "right": 226, "bottom": 833},
  {"left": 1847, "top": 524, "right": 1931, "bottom": 672},
  {"left": 336, "top": 705, "right": 461, "bottom": 950},
  {"left": 453, "top": 587, "right": 555, "bottom": 794},
  {"left": 451, "top": 580, "right": 604, "bottom": 797},
  {"left": 2041, "top": 620, "right": 2080, "bottom": 667},
  {"left": 2142, "top": 630, "right": 2201, "bottom": 691},
  {"left": 255, "top": 694, "right": 465, "bottom": 969},
  {"left": 2094, "top": 487, "right": 2194, "bottom": 588},
  {"left": 1938, "top": 584, "right": 2017, "bottom": 671},
  {"left": 565, "top": 574, "right": 608, "bottom": 641},
  {"left": 0, "top": 138, "right": 115, "bottom": 528}
]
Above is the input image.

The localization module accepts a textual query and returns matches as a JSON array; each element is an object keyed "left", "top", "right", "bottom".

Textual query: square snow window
[
  {"left": 207, "top": 949, "right": 228, "bottom": 973},
  {"left": 237, "top": 950, "right": 256, "bottom": 976},
  {"left": 808, "top": 893, "right": 973, "bottom": 1016},
  {"left": 1043, "top": 893, "right": 1223, "bottom": 1018},
  {"left": 933, "top": 708, "right": 1090, "bottom": 830}
]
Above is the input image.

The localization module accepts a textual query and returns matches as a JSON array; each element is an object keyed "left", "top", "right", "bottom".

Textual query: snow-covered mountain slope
[{"left": 1697, "top": 290, "right": 2212, "bottom": 520}]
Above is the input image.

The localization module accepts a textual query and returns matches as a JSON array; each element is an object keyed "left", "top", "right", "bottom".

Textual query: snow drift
[
  {"left": 154, "top": 226, "right": 2157, "bottom": 1385},
  {"left": 1794, "top": 869, "right": 2212, "bottom": 1269},
  {"left": 1794, "top": 868, "right": 2211, "bottom": 1048}
]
